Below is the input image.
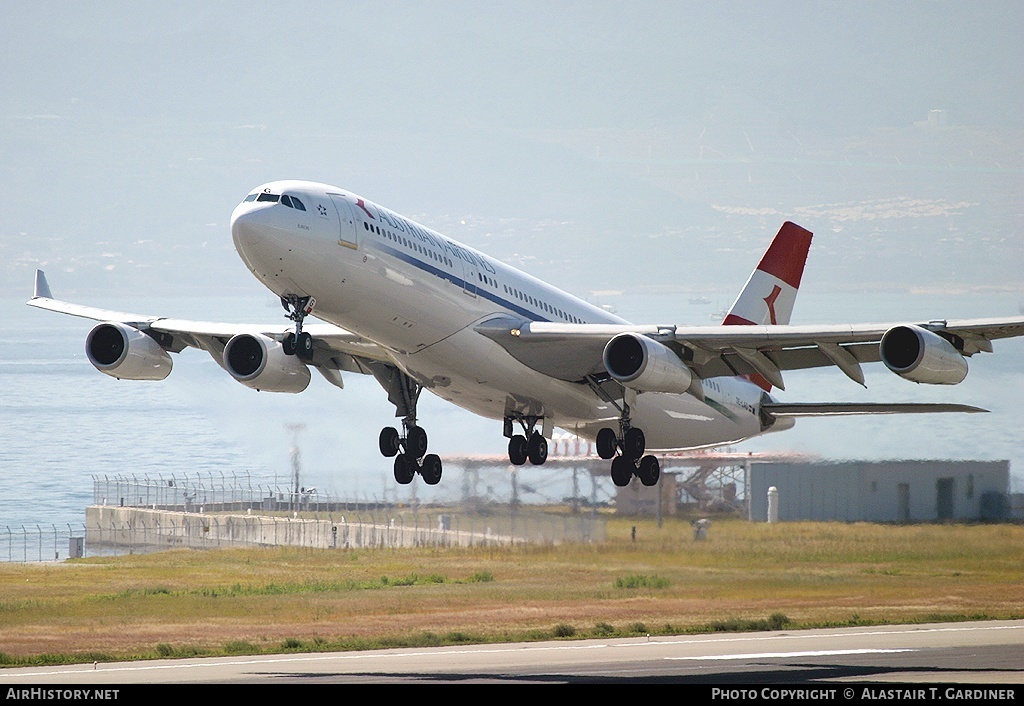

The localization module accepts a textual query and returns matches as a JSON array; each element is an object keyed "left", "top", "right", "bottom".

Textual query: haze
[
  {"left": 3, "top": 1, "right": 1021, "bottom": 297},
  {"left": 2, "top": 2, "right": 1021, "bottom": 499}
]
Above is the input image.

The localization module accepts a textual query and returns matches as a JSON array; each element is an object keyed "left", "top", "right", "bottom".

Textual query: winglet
[{"left": 33, "top": 269, "right": 53, "bottom": 299}]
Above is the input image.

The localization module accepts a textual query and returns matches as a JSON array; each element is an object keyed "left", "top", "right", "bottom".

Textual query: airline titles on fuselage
[{"left": 356, "top": 197, "right": 596, "bottom": 325}]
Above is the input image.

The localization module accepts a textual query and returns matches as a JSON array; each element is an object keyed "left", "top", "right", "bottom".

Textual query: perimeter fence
[
  {"left": 0, "top": 474, "right": 606, "bottom": 562},
  {"left": 92, "top": 471, "right": 333, "bottom": 514},
  {"left": 1, "top": 524, "right": 86, "bottom": 563},
  {"left": 85, "top": 504, "right": 602, "bottom": 554}
]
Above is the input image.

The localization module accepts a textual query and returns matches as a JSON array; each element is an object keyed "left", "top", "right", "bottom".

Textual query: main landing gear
[
  {"left": 379, "top": 422, "right": 442, "bottom": 486},
  {"left": 372, "top": 366, "right": 442, "bottom": 486},
  {"left": 277, "top": 296, "right": 441, "bottom": 486},
  {"left": 585, "top": 378, "right": 660, "bottom": 488},
  {"left": 504, "top": 416, "right": 548, "bottom": 466},
  {"left": 281, "top": 294, "right": 316, "bottom": 361},
  {"left": 596, "top": 417, "right": 660, "bottom": 488}
]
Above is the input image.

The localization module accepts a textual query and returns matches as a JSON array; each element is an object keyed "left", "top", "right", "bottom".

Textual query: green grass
[
  {"left": 0, "top": 516, "right": 1020, "bottom": 666},
  {"left": 614, "top": 574, "right": 670, "bottom": 589}
]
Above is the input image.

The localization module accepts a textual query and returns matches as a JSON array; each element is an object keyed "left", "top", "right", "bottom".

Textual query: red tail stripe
[
  {"left": 747, "top": 373, "right": 773, "bottom": 392},
  {"left": 756, "top": 221, "right": 812, "bottom": 289},
  {"left": 722, "top": 313, "right": 756, "bottom": 326}
]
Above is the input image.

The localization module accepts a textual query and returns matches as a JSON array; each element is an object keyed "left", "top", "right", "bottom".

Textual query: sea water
[{"left": 2, "top": 288, "right": 1021, "bottom": 531}]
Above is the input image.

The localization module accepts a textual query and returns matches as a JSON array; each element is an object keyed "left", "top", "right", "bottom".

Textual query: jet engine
[
  {"left": 223, "top": 333, "right": 311, "bottom": 393},
  {"left": 86, "top": 322, "right": 172, "bottom": 381},
  {"left": 603, "top": 332, "right": 693, "bottom": 394},
  {"left": 880, "top": 324, "right": 968, "bottom": 385}
]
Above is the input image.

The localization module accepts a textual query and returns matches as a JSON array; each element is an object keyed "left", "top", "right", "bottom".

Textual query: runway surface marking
[
  {"left": 4, "top": 623, "right": 1019, "bottom": 679},
  {"left": 667, "top": 648, "right": 915, "bottom": 661}
]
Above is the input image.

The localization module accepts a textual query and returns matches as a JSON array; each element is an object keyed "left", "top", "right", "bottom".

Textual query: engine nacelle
[
  {"left": 223, "top": 333, "right": 311, "bottom": 393},
  {"left": 86, "top": 322, "right": 172, "bottom": 381},
  {"left": 603, "top": 332, "right": 693, "bottom": 394},
  {"left": 880, "top": 324, "right": 968, "bottom": 385}
]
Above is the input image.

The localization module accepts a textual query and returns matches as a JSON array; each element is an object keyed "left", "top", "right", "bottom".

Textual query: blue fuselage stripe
[{"left": 373, "top": 240, "right": 551, "bottom": 322}]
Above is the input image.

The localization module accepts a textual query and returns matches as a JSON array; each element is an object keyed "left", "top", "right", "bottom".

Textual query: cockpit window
[{"left": 243, "top": 191, "right": 307, "bottom": 210}]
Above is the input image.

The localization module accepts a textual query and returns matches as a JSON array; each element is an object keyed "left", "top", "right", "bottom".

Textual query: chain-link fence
[
  {"left": 1, "top": 474, "right": 606, "bottom": 561},
  {"left": 85, "top": 505, "right": 602, "bottom": 554},
  {"left": 92, "top": 472, "right": 329, "bottom": 514},
  {"left": 1, "top": 524, "right": 86, "bottom": 563}
]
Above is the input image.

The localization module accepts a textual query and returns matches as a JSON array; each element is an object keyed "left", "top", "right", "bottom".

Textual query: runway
[{"left": 1, "top": 620, "right": 1021, "bottom": 684}]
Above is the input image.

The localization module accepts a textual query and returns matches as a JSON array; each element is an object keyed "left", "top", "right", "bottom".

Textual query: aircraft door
[
  {"left": 461, "top": 251, "right": 479, "bottom": 297},
  {"left": 329, "top": 194, "right": 359, "bottom": 250}
]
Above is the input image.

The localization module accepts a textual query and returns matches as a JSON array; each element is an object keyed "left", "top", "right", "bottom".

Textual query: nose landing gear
[{"left": 281, "top": 294, "right": 316, "bottom": 361}]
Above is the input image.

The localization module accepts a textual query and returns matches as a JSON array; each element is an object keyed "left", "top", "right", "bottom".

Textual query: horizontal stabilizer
[{"left": 762, "top": 402, "right": 987, "bottom": 417}]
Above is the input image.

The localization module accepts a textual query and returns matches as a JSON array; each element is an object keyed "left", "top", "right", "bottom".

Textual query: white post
[{"left": 767, "top": 486, "right": 779, "bottom": 523}]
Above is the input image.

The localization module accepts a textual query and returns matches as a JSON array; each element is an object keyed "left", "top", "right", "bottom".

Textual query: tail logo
[
  {"left": 356, "top": 199, "right": 375, "bottom": 220},
  {"left": 763, "top": 285, "right": 782, "bottom": 325}
]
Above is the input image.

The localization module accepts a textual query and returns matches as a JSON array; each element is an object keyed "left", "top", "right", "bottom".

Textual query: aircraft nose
[
  {"left": 231, "top": 204, "right": 282, "bottom": 278},
  {"left": 231, "top": 205, "right": 267, "bottom": 252}
]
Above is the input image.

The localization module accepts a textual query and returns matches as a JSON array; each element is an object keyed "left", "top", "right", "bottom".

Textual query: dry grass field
[{"left": 1, "top": 515, "right": 1021, "bottom": 665}]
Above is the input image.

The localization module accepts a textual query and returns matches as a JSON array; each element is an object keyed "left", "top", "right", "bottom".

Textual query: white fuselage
[{"left": 230, "top": 180, "right": 774, "bottom": 449}]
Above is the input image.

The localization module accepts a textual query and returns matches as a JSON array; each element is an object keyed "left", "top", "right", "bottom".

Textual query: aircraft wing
[
  {"left": 26, "top": 270, "right": 392, "bottom": 385},
  {"left": 475, "top": 314, "right": 1024, "bottom": 389},
  {"left": 27, "top": 271, "right": 163, "bottom": 327}
]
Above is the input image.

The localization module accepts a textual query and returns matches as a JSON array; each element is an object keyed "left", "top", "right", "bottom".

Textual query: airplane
[{"left": 27, "top": 180, "right": 1024, "bottom": 488}]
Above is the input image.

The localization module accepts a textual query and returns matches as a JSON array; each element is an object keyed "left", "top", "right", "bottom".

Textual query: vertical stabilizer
[
  {"left": 723, "top": 222, "right": 812, "bottom": 390},
  {"left": 723, "top": 222, "right": 812, "bottom": 327}
]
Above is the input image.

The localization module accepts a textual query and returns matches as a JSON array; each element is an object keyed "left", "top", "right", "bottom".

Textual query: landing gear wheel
[
  {"left": 379, "top": 427, "right": 400, "bottom": 457},
  {"left": 623, "top": 427, "right": 646, "bottom": 460},
  {"left": 393, "top": 454, "right": 415, "bottom": 484},
  {"left": 406, "top": 425, "right": 428, "bottom": 459},
  {"left": 508, "top": 435, "right": 528, "bottom": 466},
  {"left": 283, "top": 332, "right": 296, "bottom": 356},
  {"left": 596, "top": 427, "right": 617, "bottom": 460},
  {"left": 527, "top": 432, "right": 548, "bottom": 465},
  {"left": 421, "top": 454, "right": 442, "bottom": 485},
  {"left": 638, "top": 455, "right": 660, "bottom": 487},
  {"left": 296, "top": 332, "right": 314, "bottom": 361},
  {"left": 610, "top": 456, "right": 633, "bottom": 487}
]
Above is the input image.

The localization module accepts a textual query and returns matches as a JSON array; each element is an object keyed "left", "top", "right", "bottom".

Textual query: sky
[
  {"left": 3, "top": 2, "right": 1021, "bottom": 296},
  {"left": 1, "top": 1, "right": 1022, "bottom": 498}
]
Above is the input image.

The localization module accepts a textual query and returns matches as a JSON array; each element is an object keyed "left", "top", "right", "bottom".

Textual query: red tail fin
[{"left": 723, "top": 221, "right": 813, "bottom": 390}]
